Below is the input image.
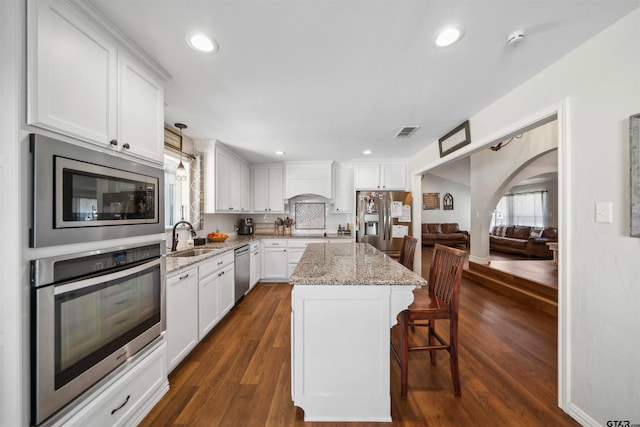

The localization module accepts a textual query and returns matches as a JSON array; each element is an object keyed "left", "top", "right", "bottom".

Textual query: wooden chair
[
  {"left": 391, "top": 243, "right": 468, "bottom": 398},
  {"left": 398, "top": 235, "right": 418, "bottom": 270}
]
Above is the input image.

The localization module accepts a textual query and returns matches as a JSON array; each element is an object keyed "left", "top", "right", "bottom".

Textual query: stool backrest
[
  {"left": 428, "top": 244, "right": 468, "bottom": 312},
  {"left": 399, "top": 235, "right": 418, "bottom": 270}
]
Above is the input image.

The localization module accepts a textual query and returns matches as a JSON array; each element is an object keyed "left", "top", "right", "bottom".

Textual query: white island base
[{"left": 291, "top": 284, "right": 416, "bottom": 422}]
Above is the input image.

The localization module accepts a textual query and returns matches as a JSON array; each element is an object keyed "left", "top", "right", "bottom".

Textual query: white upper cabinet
[
  {"left": 353, "top": 162, "right": 408, "bottom": 190},
  {"left": 197, "top": 141, "right": 250, "bottom": 213},
  {"left": 285, "top": 161, "right": 333, "bottom": 199},
  {"left": 117, "top": 53, "right": 165, "bottom": 162},
  {"left": 253, "top": 165, "right": 285, "bottom": 213},
  {"left": 215, "top": 147, "right": 244, "bottom": 212},
  {"left": 332, "top": 163, "right": 353, "bottom": 213},
  {"left": 28, "top": 0, "right": 168, "bottom": 164}
]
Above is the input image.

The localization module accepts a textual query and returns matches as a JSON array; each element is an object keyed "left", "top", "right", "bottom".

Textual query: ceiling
[{"left": 89, "top": 0, "right": 639, "bottom": 163}]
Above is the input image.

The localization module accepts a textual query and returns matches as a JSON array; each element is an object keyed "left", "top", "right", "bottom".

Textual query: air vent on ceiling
[{"left": 394, "top": 126, "right": 420, "bottom": 138}]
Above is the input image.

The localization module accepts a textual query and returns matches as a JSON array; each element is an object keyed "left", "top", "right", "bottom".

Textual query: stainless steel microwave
[{"left": 30, "top": 134, "right": 164, "bottom": 247}]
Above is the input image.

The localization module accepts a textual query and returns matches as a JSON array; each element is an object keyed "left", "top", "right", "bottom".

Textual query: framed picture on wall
[
  {"left": 438, "top": 120, "right": 471, "bottom": 158},
  {"left": 423, "top": 193, "right": 440, "bottom": 210}
]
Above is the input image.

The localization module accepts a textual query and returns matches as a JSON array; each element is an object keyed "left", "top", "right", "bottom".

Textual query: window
[
  {"left": 164, "top": 153, "right": 191, "bottom": 227},
  {"left": 491, "top": 190, "right": 547, "bottom": 228}
]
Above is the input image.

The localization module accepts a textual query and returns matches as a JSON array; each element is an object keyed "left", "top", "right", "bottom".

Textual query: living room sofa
[
  {"left": 421, "top": 223, "right": 469, "bottom": 248},
  {"left": 489, "top": 225, "right": 558, "bottom": 258}
]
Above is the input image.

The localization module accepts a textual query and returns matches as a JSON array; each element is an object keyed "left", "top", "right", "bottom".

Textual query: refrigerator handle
[
  {"left": 387, "top": 199, "right": 392, "bottom": 240},
  {"left": 384, "top": 197, "right": 390, "bottom": 240}
]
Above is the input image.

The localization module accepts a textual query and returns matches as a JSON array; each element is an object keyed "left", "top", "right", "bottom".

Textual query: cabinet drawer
[
  {"left": 63, "top": 342, "right": 167, "bottom": 427},
  {"left": 262, "top": 239, "right": 287, "bottom": 248},
  {"left": 250, "top": 241, "right": 260, "bottom": 251},
  {"left": 199, "top": 251, "right": 234, "bottom": 279}
]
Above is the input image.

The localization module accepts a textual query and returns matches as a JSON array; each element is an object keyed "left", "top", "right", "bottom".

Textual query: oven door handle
[{"left": 54, "top": 257, "right": 162, "bottom": 295}]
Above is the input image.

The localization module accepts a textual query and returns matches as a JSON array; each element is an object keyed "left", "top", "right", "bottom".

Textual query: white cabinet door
[
  {"left": 250, "top": 246, "right": 261, "bottom": 288},
  {"left": 215, "top": 149, "right": 233, "bottom": 211},
  {"left": 263, "top": 247, "right": 288, "bottom": 280},
  {"left": 118, "top": 54, "right": 164, "bottom": 163},
  {"left": 253, "top": 166, "right": 285, "bottom": 213},
  {"left": 29, "top": 0, "right": 117, "bottom": 145},
  {"left": 353, "top": 164, "right": 381, "bottom": 190},
  {"left": 381, "top": 163, "right": 407, "bottom": 190},
  {"left": 268, "top": 167, "right": 285, "bottom": 213},
  {"left": 198, "top": 272, "right": 220, "bottom": 340},
  {"left": 333, "top": 164, "right": 353, "bottom": 213},
  {"left": 219, "top": 263, "right": 235, "bottom": 316},
  {"left": 240, "top": 162, "right": 251, "bottom": 212},
  {"left": 166, "top": 267, "right": 199, "bottom": 372},
  {"left": 253, "top": 167, "right": 269, "bottom": 212}
]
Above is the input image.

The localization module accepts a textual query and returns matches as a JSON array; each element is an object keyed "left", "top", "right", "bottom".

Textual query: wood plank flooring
[{"left": 141, "top": 251, "right": 578, "bottom": 426}]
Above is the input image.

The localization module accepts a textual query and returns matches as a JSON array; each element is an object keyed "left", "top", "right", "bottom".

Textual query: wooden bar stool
[
  {"left": 398, "top": 235, "right": 417, "bottom": 270},
  {"left": 391, "top": 243, "right": 468, "bottom": 398}
]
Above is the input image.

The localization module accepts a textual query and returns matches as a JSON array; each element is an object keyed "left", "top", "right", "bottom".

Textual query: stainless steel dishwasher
[{"left": 234, "top": 245, "right": 250, "bottom": 302}]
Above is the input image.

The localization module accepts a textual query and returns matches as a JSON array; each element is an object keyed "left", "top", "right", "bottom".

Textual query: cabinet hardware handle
[
  {"left": 218, "top": 261, "right": 224, "bottom": 265},
  {"left": 122, "top": 143, "right": 130, "bottom": 150},
  {"left": 179, "top": 273, "right": 190, "bottom": 280},
  {"left": 229, "top": 207, "right": 234, "bottom": 210},
  {"left": 111, "top": 395, "right": 130, "bottom": 415},
  {"left": 110, "top": 139, "right": 118, "bottom": 146}
]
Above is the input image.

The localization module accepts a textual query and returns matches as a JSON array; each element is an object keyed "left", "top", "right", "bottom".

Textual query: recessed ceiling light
[
  {"left": 363, "top": 150, "right": 372, "bottom": 155},
  {"left": 434, "top": 26, "right": 464, "bottom": 47},
  {"left": 186, "top": 32, "right": 218, "bottom": 53},
  {"left": 275, "top": 151, "right": 285, "bottom": 156}
]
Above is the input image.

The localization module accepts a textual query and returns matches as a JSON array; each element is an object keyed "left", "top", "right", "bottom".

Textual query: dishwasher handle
[{"left": 235, "top": 245, "right": 250, "bottom": 256}]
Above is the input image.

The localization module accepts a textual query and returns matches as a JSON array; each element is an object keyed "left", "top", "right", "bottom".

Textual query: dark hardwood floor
[{"left": 141, "top": 250, "right": 577, "bottom": 426}]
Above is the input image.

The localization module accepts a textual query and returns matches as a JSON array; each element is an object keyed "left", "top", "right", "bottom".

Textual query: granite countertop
[
  {"left": 289, "top": 242, "right": 426, "bottom": 287},
  {"left": 166, "top": 234, "right": 354, "bottom": 273}
]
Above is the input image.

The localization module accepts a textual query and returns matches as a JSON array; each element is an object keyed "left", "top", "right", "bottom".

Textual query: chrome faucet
[{"left": 171, "top": 220, "right": 196, "bottom": 252}]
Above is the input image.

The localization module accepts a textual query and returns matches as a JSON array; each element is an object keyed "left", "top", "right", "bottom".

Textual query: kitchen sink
[{"left": 169, "top": 248, "right": 214, "bottom": 258}]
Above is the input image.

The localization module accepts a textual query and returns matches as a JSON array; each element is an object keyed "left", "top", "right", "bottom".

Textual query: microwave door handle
[{"left": 54, "top": 257, "right": 162, "bottom": 295}]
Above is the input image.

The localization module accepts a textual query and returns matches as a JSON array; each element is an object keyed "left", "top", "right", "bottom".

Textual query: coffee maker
[{"left": 238, "top": 218, "right": 254, "bottom": 235}]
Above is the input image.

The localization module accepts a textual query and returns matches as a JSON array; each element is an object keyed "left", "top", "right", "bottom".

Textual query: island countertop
[{"left": 289, "top": 242, "right": 426, "bottom": 287}]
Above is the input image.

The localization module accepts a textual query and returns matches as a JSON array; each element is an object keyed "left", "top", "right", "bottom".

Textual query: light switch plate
[{"left": 595, "top": 202, "right": 613, "bottom": 223}]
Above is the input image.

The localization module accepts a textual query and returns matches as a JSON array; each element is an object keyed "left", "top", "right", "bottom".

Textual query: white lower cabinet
[
  {"left": 250, "top": 242, "right": 261, "bottom": 288},
  {"left": 166, "top": 267, "right": 199, "bottom": 372},
  {"left": 168, "top": 252, "right": 236, "bottom": 373},
  {"left": 53, "top": 340, "right": 168, "bottom": 427},
  {"left": 262, "top": 240, "right": 288, "bottom": 281},
  {"left": 218, "top": 263, "right": 235, "bottom": 316},
  {"left": 197, "top": 269, "right": 221, "bottom": 341},
  {"left": 198, "top": 251, "right": 234, "bottom": 340}
]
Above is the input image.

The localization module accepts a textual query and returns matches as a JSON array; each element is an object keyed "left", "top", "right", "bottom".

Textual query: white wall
[
  {"left": 0, "top": 1, "right": 25, "bottom": 425},
  {"left": 410, "top": 8, "right": 640, "bottom": 426},
  {"left": 421, "top": 175, "right": 471, "bottom": 230}
]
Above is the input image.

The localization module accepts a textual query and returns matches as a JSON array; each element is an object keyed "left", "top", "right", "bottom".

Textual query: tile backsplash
[{"left": 194, "top": 195, "right": 354, "bottom": 237}]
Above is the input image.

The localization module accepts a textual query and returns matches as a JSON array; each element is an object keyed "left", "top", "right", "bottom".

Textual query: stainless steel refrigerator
[{"left": 355, "top": 191, "right": 413, "bottom": 256}]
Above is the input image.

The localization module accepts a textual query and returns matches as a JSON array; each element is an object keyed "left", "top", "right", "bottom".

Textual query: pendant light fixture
[{"left": 175, "top": 123, "right": 187, "bottom": 180}]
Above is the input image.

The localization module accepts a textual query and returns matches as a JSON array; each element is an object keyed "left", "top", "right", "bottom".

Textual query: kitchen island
[{"left": 289, "top": 242, "right": 426, "bottom": 422}]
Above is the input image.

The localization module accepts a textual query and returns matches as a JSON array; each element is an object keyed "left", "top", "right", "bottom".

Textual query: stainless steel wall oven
[
  {"left": 30, "top": 134, "right": 164, "bottom": 248},
  {"left": 30, "top": 242, "right": 166, "bottom": 425}
]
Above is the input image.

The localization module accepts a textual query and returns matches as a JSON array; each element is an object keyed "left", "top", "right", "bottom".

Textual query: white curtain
[{"left": 491, "top": 190, "right": 547, "bottom": 228}]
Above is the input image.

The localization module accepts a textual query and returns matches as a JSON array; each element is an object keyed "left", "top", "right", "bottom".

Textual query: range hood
[{"left": 285, "top": 161, "right": 333, "bottom": 199}]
